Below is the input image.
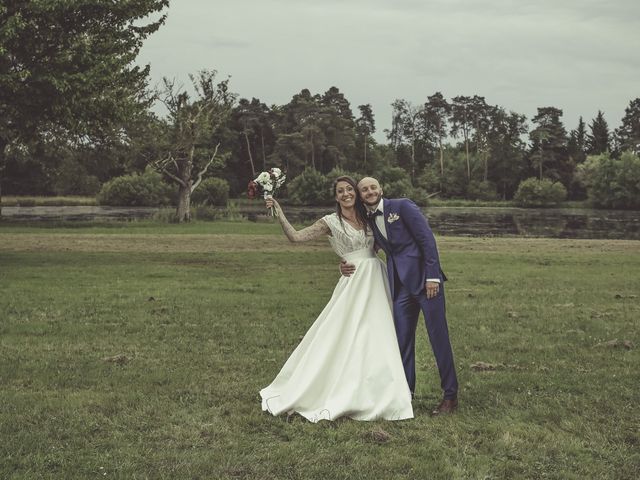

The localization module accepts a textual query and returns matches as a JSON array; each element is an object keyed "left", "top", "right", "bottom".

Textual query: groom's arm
[
  {"left": 399, "top": 199, "right": 443, "bottom": 282},
  {"left": 340, "top": 242, "right": 384, "bottom": 277}
]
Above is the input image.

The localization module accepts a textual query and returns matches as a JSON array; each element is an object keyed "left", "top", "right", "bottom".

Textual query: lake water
[{"left": 2, "top": 205, "right": 639, "bottom": 240}]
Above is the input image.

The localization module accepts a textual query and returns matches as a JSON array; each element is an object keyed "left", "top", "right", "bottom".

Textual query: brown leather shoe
[{"left": 431, "top": 398, "right": 458, "bottom": 416}]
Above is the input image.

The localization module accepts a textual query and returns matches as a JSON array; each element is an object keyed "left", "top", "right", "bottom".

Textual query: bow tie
[{"left": 368, "top": 210, "right": 383, "bottom": 219}]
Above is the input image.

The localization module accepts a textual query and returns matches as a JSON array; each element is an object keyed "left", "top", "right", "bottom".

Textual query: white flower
[
  {"left": 271, "top": 167, "right": 282, "bottom": 177},
  {"left": 256, "top": 172, "right": 270, "bottom": 184}
]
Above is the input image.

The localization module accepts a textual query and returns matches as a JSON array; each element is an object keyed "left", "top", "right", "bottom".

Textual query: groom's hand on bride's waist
[{"left": 340, "top": 260, "right": 356, "bottom": 277}]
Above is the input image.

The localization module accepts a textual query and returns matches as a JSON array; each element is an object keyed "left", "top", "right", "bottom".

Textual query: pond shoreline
[{"left": 2, "top": 205, "right": 639, "bottom": 240}]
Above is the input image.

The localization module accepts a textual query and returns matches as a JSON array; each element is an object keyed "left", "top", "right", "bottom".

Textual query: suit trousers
[{"left": 392, "top": 282, "right": 458, "bottom": 400}]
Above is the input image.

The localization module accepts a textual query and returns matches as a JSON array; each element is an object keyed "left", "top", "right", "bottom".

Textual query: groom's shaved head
[
  {"left": 357, "top": 177, "right": 380, "bottom": 189},
  {"left": 357, "top": 177, "right": 383, "bottom": 207}
]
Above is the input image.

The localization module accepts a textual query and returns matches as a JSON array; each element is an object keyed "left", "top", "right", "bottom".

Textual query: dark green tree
[
  {"left": 486, "top": 109, "right": 528, "bottom": 199},
  {"left": 586, "top": 110, "right": 610, "bottom": 155},
  {"left": 271, "top": 87, "right": 355, "bottom": 177},
  {"left": 468, "top": 96, "right": 493, "bottom": 181},
  {"left": 450, "top": 95, "right": 475, "bottom": 180},
  {"left": 0, "top": 0, "right": 169, "bottom": 209},
  {"left": 318, "top": 86, "right": 355, "bottom": 173},
  {"left": 423, "top": 92, "right": 451, "bottom": 176},
  {"left": 529, "top": 107, "right": 569, "bottom": 183},
  {"left": 386, "top": 99, "right": 408, "bottom": 150},
  {"left": 386, "top": 99, "right": 434, "bottom": 182},
  {"left": 568, "top": 116, "right": 587, "bottom": 164},
  {"left": 355, "top": 104, "right": 375, "bottom": 169},
  {"left": 278, "top": 89, "right": 325, "bottom": 172},
  {"left": 615, "top": 98, "right": 640, "bottom": 155},
  {"left": 566, "top": 116, "right": 589, "bottom": 199},
  {"left": 233, "top": 98, "right": 275, "bottom": 176}
]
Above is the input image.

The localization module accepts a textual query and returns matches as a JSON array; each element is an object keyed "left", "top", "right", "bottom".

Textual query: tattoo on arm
[{"left": 277, "top": 205, "right": 330, "bottom": 242}]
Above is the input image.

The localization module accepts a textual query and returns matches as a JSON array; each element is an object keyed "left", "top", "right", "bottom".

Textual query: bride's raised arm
[{"left": 268, "top": 197, "right": 330, "bottom": 243}]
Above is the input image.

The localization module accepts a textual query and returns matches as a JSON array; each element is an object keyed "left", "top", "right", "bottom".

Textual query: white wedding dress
[{"left": 260, "top": 213, "right": 414, "bottom": 422}]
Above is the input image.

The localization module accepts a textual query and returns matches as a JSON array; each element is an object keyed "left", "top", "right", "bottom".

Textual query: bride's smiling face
[{"left": 335, "top": 181, "right": 356, "bottom": 209}]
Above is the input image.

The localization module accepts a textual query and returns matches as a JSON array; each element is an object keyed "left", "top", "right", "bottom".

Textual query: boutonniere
[{"left": 387, "top": 212, "right": 400, "bottom": 224}]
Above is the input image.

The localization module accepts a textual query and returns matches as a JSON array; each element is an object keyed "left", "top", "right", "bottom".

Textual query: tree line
[{"left": 2, "top": 2, "right": 639, "bottom": 221}]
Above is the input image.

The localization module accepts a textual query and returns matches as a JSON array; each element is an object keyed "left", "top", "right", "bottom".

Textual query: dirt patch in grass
[
  {"left": 0, "top": 233, "right": 327, "bottom": 253},
  {"left": 439, "top": 236, "right": 640, "bottom": 254}
]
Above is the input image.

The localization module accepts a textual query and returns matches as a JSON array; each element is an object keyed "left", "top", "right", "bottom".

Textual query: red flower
[{"left": 247, "top": 180, "right": 259, "bottom": 199}]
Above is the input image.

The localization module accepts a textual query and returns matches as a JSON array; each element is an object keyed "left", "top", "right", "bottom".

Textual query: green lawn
[{"left": 1, "top": 222, "right": 638, "bottom": 479}]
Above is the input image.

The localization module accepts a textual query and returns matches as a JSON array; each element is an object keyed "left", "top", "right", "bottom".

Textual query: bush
[
  {"left": 287, "top": 168, "right": 332, "bottom": 205},
  {"left": 97, "top": 168, "right": 175, "bottom": 206},
  {"left": 53, "top": 156, "right": 101, "bottom": 196},
  {"left": 577, "top": 151, "right": 640, "bottom": 209},
  {"left": 379, "top": 167, "right": 414, "bottom": 198},
  {"left": 411, "top": 186, "right": 429, "bottom": 206},
  {"left": 467, "top": 180, "right": 498, "bottom": 201},
  {"left": 514, "top": 177, "right": 567, "bottom": 207},
  {"left": 191, "top": 178, "right": 230, "bottom": 206},
  {"left": 325, "top": 167, "right": 362, "bottom": 187},
  {"left": 417, "top": 152, "right": 471, "bottom": 199}
]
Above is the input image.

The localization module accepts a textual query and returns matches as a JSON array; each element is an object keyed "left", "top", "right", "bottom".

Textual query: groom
[{"left": 340, "top": 177, "right": 458, "bottom": 415}]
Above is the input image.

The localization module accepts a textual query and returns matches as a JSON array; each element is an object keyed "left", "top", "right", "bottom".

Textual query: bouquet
[{"left": 247, "top": 167, "right": 286, "bottom": 216}]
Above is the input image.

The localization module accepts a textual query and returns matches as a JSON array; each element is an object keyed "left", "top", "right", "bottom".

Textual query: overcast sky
[{"left": 137, "top": 0, "right": 639, "bottom": 142}]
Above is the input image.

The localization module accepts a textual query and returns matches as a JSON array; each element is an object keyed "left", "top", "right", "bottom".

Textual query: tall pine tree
[
  {"left": 568, "top": 117, "right": 587, "bottom": 164},
  {"left": 586, "top": 110, "right": 610, "bottom": 155},
  {"left": 615, "top": 98, "right": 640, "bottom": 155},
  {"left": 529, "top": 107, "right": 569, "bottom": 183}
]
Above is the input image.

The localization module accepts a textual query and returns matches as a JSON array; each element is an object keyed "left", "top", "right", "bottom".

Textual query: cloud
[{"left": 138, "top": 0, "right": 640, "bottom": 138}]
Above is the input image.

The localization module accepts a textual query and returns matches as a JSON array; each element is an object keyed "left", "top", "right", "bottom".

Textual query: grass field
[{"left": 1, "top": 221, "right": 638, "bottom": 479}]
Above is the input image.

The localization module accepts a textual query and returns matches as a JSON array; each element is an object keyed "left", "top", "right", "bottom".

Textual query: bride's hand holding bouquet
[
  {"left": 264, "top": 196, "right": 282, "bottom": 217},
  {"left": 247, "top": 167, "right": 286, "bottom": 216}
]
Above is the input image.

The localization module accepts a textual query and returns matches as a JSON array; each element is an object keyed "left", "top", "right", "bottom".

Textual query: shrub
[
  {"left": 577, "top": 151, "right": 640, "bottom": 209},
  {"left": 97, "top": 168, "right": 175, "bottom": 206},
  {"left": 514, "top": 178, "right": 567, "bottom": 207},
  {"left": 411, "top": 186, "right": 429, "bottom": 206},
  {"left": 417, "top": 152, "right": 470, "bottom": 199},
  {"left": 379, "top": 167, "right": 414, "bottom": 198},
  {"left": 287, "top": 168, "right": 332, "bottom": 205},
  {"left": 325, "top": 167, "right": 362, "bottom": 188},
  {"left": 53, "top": 156, "right": 101, "bottom": 196},
  {"left": 467, "top": 180, "right": 498, "bottom": 201},
  {"left": 191, "top": 178, "right": 230, "bottom": 206}
]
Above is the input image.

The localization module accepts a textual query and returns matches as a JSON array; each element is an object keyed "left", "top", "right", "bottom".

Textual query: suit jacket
[{"left": 371, "top": 198, "right": 446, "bottom": 298}]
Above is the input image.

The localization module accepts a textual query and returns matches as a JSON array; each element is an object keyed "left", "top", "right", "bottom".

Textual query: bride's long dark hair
[{"left": 333, "top": 175, "right": 368, "bottom": 232}]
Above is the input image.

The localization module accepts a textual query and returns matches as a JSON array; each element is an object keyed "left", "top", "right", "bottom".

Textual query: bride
[{"left": 260, "top": 176, "right": 413, "bottom": 422}]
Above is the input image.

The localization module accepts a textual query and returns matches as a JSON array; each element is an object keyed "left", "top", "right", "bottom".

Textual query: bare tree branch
[
  {"left": 162, "top": 167, "right": 187, "bottom": 188},
  {"left": 153, "top": 154, "right": 187, "bottom": 188},
  {"left": 191, "top": 142, "right": 220, "bottom": 192}
]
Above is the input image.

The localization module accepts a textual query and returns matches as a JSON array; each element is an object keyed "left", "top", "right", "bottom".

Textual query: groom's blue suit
[{"left": 370, "top": 198, "right": 458, "bottom": 400}]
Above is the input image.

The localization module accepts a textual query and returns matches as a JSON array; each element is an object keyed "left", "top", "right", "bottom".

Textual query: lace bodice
[{"left": 322, "top": 213, "right": 374, "bottom": 258}]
